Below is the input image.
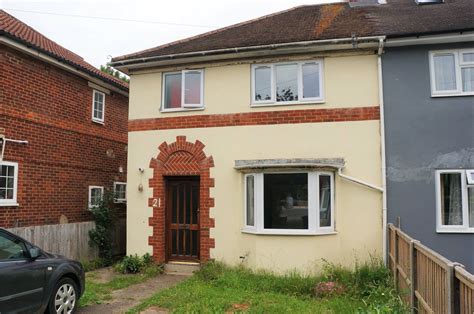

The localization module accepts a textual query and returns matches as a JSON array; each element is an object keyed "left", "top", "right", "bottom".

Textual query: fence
[
  {"left": 388, "top": 223, "right": 474, "bottom": 313},
  {"left": 7, "top": 218, "right": 127, "bottom": 261}
]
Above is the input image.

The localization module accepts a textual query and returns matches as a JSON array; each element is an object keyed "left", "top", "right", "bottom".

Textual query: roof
[
  {"left": 113, "top": 0, "right": 474, "bottom": 63},
  {"left": 0, "top": 10, "right": 129, "bottom": 92}
]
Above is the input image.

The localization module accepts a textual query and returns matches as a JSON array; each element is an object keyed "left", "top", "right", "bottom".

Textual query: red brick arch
[{"left": 148, "top": 136, "right": 215, "bottom": 263}]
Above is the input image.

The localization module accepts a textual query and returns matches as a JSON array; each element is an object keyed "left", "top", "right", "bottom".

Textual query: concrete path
[{"left": 78, "top": 274, "right": 188, "bottom": 314}]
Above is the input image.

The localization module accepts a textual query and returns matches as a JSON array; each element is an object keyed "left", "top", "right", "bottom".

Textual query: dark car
[{"left": 0, "top": 228, "right": 85, "bottom": 313}]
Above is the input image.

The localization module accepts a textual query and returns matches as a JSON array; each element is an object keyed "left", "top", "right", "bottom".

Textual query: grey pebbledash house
[{"left": 380, "top": 0, "right": 474, "bottom": 270}]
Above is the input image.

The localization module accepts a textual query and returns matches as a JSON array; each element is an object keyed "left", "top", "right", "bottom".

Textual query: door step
[{"left": 165, "top": 261, "right": 200, "bottom": 276}]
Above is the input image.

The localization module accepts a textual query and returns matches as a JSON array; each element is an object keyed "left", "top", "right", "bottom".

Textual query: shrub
[
  {"left": 89, "top": 192, "right": 117, "bottom": 265},
  {"left": 142, "top": 253, "right": 154, "bottom": 266},
  {"left": 116, "top": 253, "right": 160, "bottom": 274}
]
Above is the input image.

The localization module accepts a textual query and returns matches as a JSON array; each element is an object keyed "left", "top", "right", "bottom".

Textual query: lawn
[{"left": 130, "top": 260, "right": 408, "bottom": 313}]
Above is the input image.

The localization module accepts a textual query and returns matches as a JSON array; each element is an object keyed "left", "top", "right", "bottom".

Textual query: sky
[{"left": 0, "top": 0, "right": 342, "bottom": 68}]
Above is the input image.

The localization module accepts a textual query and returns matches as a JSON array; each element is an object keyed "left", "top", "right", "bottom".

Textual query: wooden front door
[{"left": 166, "top": 177, "right": 200, "bottom": 261}]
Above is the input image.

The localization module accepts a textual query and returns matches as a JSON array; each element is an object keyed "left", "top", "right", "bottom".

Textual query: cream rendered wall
[
  {"left": 127, "top": 121, "right": 382, "bottom": 274},
  {"left": 128, "top": 54, "right": 379, "bottom": 119},
  {"left": 126, "top": 52, "right": 382, "bottom": 273}
]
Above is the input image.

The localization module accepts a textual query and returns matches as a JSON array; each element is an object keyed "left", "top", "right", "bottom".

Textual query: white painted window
[
  {"left": 162, "top": 70, "right": 204, "bottom": 111},
  {"left": 429, "top": 49, "right": 474, "bottom": 97},
  {"left": 92, "top": 90, "right": 105, "bottom": 123},
  {"left": 113, "top": 182, "right": 126, "bottom": 203},
  {"left": 0, "top": 161, "right": 18, "bottom": 206},
  {"left": 88, "top": 186, "right": 104, "bottom": 209},
  {"left": 243, "top": 171, "right": 334, "bottom": 235},
  {"left": 251, "top": 60, "right": 324, "bottom": 106},
  {"left": 436, "top": 170, "right": 474, "bottom": 233}
]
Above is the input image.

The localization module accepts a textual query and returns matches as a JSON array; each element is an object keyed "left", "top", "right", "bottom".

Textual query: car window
[{"left": 0, "top": 232, "right": 28, "bottom": 261}]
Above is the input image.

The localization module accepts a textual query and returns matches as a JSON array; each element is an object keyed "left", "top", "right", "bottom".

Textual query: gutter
[
  {"left": 376, "top": 38, "right": 388, "bottom": 264},
  {"left": 111, "top": 36, "right": 385, "bottom": 71}
]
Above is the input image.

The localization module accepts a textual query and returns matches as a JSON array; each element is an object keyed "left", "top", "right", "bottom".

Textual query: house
[
  {"left": 0, "top": 10, "right": 129, "bottom": 253},
  {"left": 112, "top": 1, "right": 387, "bottom": 273},
  {"left": 380, "top": 1, "right": 474, "bottom": 270}
]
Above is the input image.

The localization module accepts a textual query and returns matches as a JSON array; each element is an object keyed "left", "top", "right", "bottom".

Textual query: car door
[{"left": 0, "top": 231, "right": 46, "bottom": 313}]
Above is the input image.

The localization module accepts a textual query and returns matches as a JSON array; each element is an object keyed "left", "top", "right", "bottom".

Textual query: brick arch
[{"left": 148, "top": 136, "right": 215, "bottom": 263}]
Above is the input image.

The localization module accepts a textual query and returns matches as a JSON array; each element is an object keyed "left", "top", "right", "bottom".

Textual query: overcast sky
[{"left": 1, "top": 0, "right": 341, "bottom": 68}]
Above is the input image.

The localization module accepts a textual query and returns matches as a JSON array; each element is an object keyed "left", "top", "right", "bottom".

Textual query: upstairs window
[
  {"left": 92, "top": 90, "right": 105, "bottom": 123},
  {"left": 162, "top": 70, "right": 204, "bottom": 111},
  {"left": 114, "top": 182, "right": 126, "bottom": 203},
  {"left": 243, "top": 171, "right": 334, "bottom": 235},
  {"left": 436, "top": 170, "right": 474, "bottom": 233},
  {"left": 0, "top": 162, "right": 18, "bottom": 206},
  {"left": 429, "top": 49, "right": 474, "bottom": 97},
  {"left": 252, "top": 60, "right": 324, "bottom": 106}
]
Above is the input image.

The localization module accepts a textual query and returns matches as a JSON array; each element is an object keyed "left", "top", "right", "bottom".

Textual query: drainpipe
[
  {"left": 337, "top": 168, "right": 384, "bottom": 192},
  {"left": 377, "top": 37, "right": 388, "bottom": 264}
]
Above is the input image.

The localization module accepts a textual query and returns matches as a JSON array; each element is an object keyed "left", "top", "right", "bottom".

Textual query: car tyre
[{"left": 47, "top": 277, "right": 78, "bottom": 314}]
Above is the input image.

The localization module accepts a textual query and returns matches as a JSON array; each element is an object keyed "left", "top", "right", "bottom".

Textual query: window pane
[
  {"left": 276, "top": 64, "right": 298, "bottom": 102},
  {"left": 254, "top": 66, "right": 272, "bottom": 101},
  {"left": 7, "top": 165, "right": 14, "bottom": 177},
  {"left": 469, "top": 187, "right": 474, "bottom": 228},
  {"left": 264, "top": 173, "right": 308, "bottom": 229},
  {"left": 0, "top": 189, "right": 5, "bottom": 199},
  {"left": 319, "top": 175, "right": 331, "bottom": 227},
  {"left": 164, "top": 73, "right": 182, "bottom": 109},
  {"left": 0, "top": 234, "right": 27, "bottom": 260},
  {"left": 6, "top": 189, "right": 13, "bottom": 199},
  {"left": 184, "top": 71, "right": 201, "bottom": 105},
  {"left": 462, "top": 53, "right": 474, "bottom": 63},
  {"left": 302, "top": 63, "right": 320, "bottom": 99},
  {"left": 0, "top": 165, "right": 6, "bottom": 176},
  {"left": 434, "top": 54, "right": 457, "bottom": 91},
  {"left": 440, "top": 173, "right": 463, "bottom": 225},
  {"left": 246, "top": 176, "right": 255, "bottom": 226},
  {"left": 462, "top": 67, "right": 474, "bottom": 92}
]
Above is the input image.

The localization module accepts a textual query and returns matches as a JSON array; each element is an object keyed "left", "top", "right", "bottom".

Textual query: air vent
[{"left": 415, "top": 0, "right": 444, "bottom": 5}]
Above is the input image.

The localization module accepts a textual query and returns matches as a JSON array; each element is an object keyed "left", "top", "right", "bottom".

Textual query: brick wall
[{"left": 0, "top": 45, "right": 128, "bottom": 228}]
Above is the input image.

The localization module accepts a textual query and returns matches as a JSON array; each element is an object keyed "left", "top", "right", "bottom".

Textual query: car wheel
[{"left": 47, "top": 277, "right": 78, "bottom": 314}]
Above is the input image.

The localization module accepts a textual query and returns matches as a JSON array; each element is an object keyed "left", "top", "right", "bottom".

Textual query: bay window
[
  {"left": 436, "top": 170, "right": 474, "bottom": 233},
  {"left": 429, "top": 49, "right": 474, "bottom": 97},
  {"left": 251, "top": 60, "right": 324, "bottom": 105},
  {"left": 162, "top": 70, "right": 204, "bottom": 110},
  {"left": 244, "top": 171, "right": 334, "bottom": 235}
]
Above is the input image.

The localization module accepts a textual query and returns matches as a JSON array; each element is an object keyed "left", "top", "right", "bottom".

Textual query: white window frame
[
  {"left": 429, "top": 49, "right": 474, "bottom": 97},
  {"left": 88, "top": 186, "right": 104, "bottom": 209},
  {"left": 0, "top": 161, "right": 19, "bottom": 207},
  {"left": 251, "top": 60, "right": 325, "bottom": 107},
  {"left": 161, "top": 70, "right": 204, "bottom": 112},
  {"left": 92, "top": 90, "right": 105, "bottom": 123},
  {"left": 243, "top": 171, "right": 335, "bottom": 235},
  {"left": 113, "top": 182, "right": 126, "bottom": 203},
  {"left": 435, "top": 169, "right": 474, "bottom": 233}
]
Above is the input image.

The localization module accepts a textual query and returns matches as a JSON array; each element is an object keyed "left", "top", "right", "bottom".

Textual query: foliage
[
  {"left": 130, "top": 260, "right": 408, "bottom": 313},
  {"left": 79, "top": 263, "right": 164, "bottom": 307},
  {"left": 100, "top": 64, "right": 130, "bottom": 83},
  {"left": 88, "top": 192, "right": 116, "bottom": 265},
  {"left": 81, "top": 258, "right": 108, "bottom": 272},
  {"left": 115, "top": 253, "right": 157, "bottom": 274},
  {"left": 313, "top": 281, "right": 345, "bottom": 298}
]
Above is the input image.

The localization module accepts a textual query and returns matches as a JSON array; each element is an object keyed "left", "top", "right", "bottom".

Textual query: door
[
  {"left": 166, "top": 177, "right": 200, "bottom": 261},
  {"left": 0, "top": 231, "right": 46, "bottom": 312}
]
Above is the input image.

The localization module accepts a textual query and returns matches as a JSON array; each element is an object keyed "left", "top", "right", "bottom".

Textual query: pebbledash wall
[
  {"left": 127, "top": 53, "right": 383, "bottom": 273},
  {"left": 0, "top": 45, "right": 128, "bottom": 227},
  {"left": 383, "top": 42, "right": 474, "bottom": 272}
]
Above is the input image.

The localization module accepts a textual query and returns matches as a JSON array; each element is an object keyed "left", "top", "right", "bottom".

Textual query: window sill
[
  {"left": 160, "top": 107, "right": 205, "bottom": 113},
  {"left": 431, "top": 92, "right": 474, "bottom": 98},
  {"left": 114, "top": 200, "right": 126, "bottom": 204},
  {"left": 241, "top": 228, "right": 337, "bottom": 236},
  {"left": 250, "top": 100, "right": 325, "bottom": 108},
  {"left": 0, "top": 203, "right": 19, "bottom": 207},
  {"left": 92, "top": 119, "right": 105, "bottom": 125},
  {"left": 436, "top": 228, "right": 474, "bottom": 234}
]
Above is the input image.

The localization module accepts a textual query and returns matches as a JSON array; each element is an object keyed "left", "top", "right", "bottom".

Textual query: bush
[
  {"left": 116, "top": 253, "right": 159, "bottom": 274},
  {"left": 89, "top": 192, "right": 117, "bottom": 265},
  {"left": 81, "top": 258, "right": 107, "bottom": 272}
]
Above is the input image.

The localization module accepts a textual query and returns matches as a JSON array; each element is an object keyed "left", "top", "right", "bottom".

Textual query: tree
[{"left": 100, "top": 63, "right": 130, "bottom": 83}]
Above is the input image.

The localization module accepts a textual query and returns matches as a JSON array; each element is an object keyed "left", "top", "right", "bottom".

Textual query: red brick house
[{"left": 0, "top": 10, "right": 129, "bottom": 231}]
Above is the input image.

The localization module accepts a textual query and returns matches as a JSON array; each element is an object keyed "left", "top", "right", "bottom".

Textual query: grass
[
  {"left": 79, "top": 263, "right": 164, "bottom": 307},
  {"left": 129, "top": 259, "right": 408, "bottom": 313}
]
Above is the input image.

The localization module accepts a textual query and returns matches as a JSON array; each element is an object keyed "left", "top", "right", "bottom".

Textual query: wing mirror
[{"left": 29, "top": 247, "right": 41, "bottom": 260}]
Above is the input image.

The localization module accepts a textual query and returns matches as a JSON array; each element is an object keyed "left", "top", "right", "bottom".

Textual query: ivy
[{"left": 89, "top": 192, "right": 116, "bottom": 265}]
